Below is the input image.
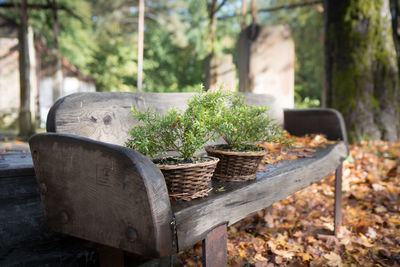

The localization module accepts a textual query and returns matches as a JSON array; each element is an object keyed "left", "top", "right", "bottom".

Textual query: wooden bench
[{"left": 27, "top": 92, "right": 348, "bottom": 266}]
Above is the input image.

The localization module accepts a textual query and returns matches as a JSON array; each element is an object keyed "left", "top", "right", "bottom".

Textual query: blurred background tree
[
  {"left": 324, "top": 0, "right": 400, "bottom": 142},
  {"left": 1, "top": 0, "right": 399, "bottom": 141},
  {"left": 1, "top": 0, "right": 325, "bottom": 98}
]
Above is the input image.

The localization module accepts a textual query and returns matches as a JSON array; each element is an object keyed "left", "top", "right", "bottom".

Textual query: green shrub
[
  {"left": 126, "top": 89, "right": 284, "bottom": 159},
  {"left": 125, "top": 89, "right": 225, "bottom": 160},
  {"left": 188, "top": 91, "right": 283, "bottom": 151}
]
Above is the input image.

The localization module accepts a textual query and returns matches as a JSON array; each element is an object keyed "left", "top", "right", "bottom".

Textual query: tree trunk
[
  {"left": 18, "top": 0, "right": 34, "bottom": 139},
  {"left": 324, "top": 0, "right": 400, "bottom": 142},
  {"left": 204, "top": 0, "right": 217, "bottom": 91},
  {"left": 52, "top": 1, "right": 63, "bottom": 103},
  {"left": 137, "top": 0, "right": 144, "bottom": 92},
  {"left": 28, "top": 26, "right": 38, "bottom": 129},
  {"left": 390, "top": 0, "right": 400, "bottom": 71}
]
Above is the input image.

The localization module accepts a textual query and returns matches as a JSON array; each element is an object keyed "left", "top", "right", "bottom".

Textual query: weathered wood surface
[
  {"left": 202, "top": 224, "right": 227, "bottom": 267},
  {"left": 334, "top": 162, "right": 343, "bottom": 235},
  {"left": 284, "top": 108, "right": 348, "bottom": 145},
  {"left": 29, "top": 133, "right": 174, "bottom": 258},
  {"left": 30, "top": 92, "right": 349, "bottom": 260},
  {"left": 0, "top": 151, "right": 34, "bottom": 178},
  {"left": 0, "top": 237, "right": 98, "bottom": 267},
  {"left": 0, "top": 157, "right": 98, "bottom": 266},
  {"left": 25, "top": 136, "right": 347, "bottom": 256},
  {"left": 46, "top": 92, "right": 282, "bottom": 146},
  {"left": 0, "top": 174, "right": 48, "bottom": 250},
  {"left": 172, "top": 142, "right": 347, "bottom": 251}
]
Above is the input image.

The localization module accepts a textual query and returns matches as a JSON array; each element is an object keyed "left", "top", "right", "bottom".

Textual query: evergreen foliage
[{"left": 125, "top": 86, "right": 224, "bottom": 160}]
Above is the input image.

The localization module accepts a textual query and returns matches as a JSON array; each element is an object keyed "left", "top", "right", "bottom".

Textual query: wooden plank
[
  {"left": 0, "top": 237, "right": 98, "bottom": 267},
  {"left": 172, "top": 142, "right": 348, "bottom": 251},
  {"left": 334, "top": 162, "right": 343, "bottom": 235},
  {"left": 0, "top": 158, "right": 99, "bottom": 266},
  {"left": 46, "top": 92, "right": 197, "bottom": 146},
  {"left": 284, "top": 108, "right": 348, "bottom": 145},
  {"left": 29, "top": 133, "right": 175, "bottom": 258},
  {"left": 202, "top": 224, "right": 227, "bottom": 267},
  {"left": 45, "top": 92, "right": 281, "bottom": 146},
  {"left": 0, "top": 175, "right": 50, "bottom": 249},
  {"left": 0, "top": 152, "right": 34, "bottom": 178}
]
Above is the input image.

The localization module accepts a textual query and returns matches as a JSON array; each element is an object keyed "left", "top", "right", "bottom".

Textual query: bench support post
[
  {"left": 334, "top": 162, "right": 343, "bottom": 235},
  {"left": 202, "top": 224, "right": 227, "bottom": 267},
  {"left": 99, "top": 244, "right": 124, "bottom": 267}
]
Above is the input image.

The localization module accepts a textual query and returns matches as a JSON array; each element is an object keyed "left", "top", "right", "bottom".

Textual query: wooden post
[
  {"left": 137, "top": 0, "right": 144, "bottom": 92},
  {"left": 18, "top": 0, "right": 33, "bottom": 139},
  {"left": 241, "top": 0, "right": 247, "bottom": 29},
  {"left": 52, "top": 0, "right": 63, "bottom": 102},
  {"left": 334, "top": 162, "right": 343, "bottom": 235},
  {"left": 202, "top": 224, "right": 227, "bottom": 267},
  {"left": 28, "top": 26, "right": 38, "bottom": 129}
]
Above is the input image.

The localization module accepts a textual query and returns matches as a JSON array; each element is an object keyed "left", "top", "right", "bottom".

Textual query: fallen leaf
[
  {"left": 298, "top": 252, "right": 312, "bottom": 261},
  {"left": 386, "top": 166, "right": 397, "bottom": 177},
  {"left": 254, "top": 253, "right": 268, "bottom": 262},
  {"left": 324, "top": 252, "right": 343, "bottom": 267},
  {"left": 274, "top": 255, "right": 283, "bottom": 264}
]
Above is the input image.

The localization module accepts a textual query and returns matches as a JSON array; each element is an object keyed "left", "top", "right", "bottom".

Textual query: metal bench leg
[
  {"left": 202, "top": 224, "right": 227, "bottom": 267},
  {"left": 334, "top": 162, "right": 343, "bottom": 235}
]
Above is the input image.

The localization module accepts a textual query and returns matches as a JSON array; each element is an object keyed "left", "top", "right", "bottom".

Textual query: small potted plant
[
  {"left": 201, "top": 92, "right": 283, "bottom": 181},
  {"left": 125, "top": 90, "right": 226, "bottom": 200}
]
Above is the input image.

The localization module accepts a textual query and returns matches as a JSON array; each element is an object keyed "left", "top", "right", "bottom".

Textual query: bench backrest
[{"left": 46, "top": 92, "right": 282, "bottom": 145}]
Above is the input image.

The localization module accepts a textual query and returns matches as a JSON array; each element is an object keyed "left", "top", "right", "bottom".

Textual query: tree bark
[
  {"left": 18, "top": 0, "right": 34, "bottom": 139},
  {"left": 204, "top": 0, "right": 218, "bottom": 90},
  {"left": 137, "top": 0, "right": 144, "bottom": 92},
  {"left": 324, "top": 0, "right": 400, "bottom": 142},
  {"left": 52, "top": 1, "right": 63, "bottom": 102}
]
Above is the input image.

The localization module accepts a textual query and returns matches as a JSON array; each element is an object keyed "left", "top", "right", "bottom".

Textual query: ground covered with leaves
[{"left": 178, "top": 138, "right": 400, "bottom": 266}]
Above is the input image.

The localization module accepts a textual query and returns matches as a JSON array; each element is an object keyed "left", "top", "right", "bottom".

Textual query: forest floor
[{"left": 178, "top": 137, "right": 400, "bottom": 267}]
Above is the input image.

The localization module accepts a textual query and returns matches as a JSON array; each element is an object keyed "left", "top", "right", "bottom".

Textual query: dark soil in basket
[
  {"left": 152, "top": 156, "right": 214, "bottom": 165},
  {"left": 212, "top": 144, "right": 265, "bottom": 152}
]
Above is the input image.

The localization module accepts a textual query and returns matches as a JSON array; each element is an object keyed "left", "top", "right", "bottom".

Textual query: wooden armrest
[
  {"left": 29, "top": 133, "right": 174, "bottom": 258},
  {"left": 284, "top": 108, "right": 348, "bottom": 145}
]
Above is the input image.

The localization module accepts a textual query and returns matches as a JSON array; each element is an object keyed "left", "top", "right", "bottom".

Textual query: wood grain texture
[
  {"left": 38, "top": 92, "right": 349, "bottom": 258},
  {"left": 45, "top": 92, "right": 281, "bottom": 146},
  {"left": 29, "top": 133, "right": 174, "bottom": 258},
  {"left": 284, "top": 108, "right": 348, "bottom": 145},
  {"left": 0, "top": 237, "right": 98, "bottom": 267},
  {"left": 334, "top": 162, "right": 343, "bottom": 235},
  {"left": 172, "top": 142, "right": 348, "bottom": 251},
  {"left": 0, "top": 174, "right": 50, "bottom": 249},
  {"left": 0, "top": 169, "right": 98, "bottom": 266},
  {"left": 0, "top": 152, "right": 34, "bottom": 178},
  {"left": 46, "top": 92, "right": 196, "bottom": 146},
  {"left": 202, "top": 224, "right": 227, "bottom": 267}
]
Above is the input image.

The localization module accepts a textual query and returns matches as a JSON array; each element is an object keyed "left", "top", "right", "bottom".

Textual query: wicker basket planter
[
  {"left": 205, "top": 145, "right": 267, "bottom": 181},
  {"left": 156, "top": 156, "right": 219, "bottom": 201}
]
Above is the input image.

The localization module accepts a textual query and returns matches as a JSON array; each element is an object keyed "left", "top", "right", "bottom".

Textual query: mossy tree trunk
[{"left": 324, "top": 0, "right": 400, "bottom": 142}]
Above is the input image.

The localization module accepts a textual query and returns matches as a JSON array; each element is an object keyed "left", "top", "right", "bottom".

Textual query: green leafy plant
[
  {"left": 125, "top": 88, "right": 226, "bottom": 161},
  {"left": 193, "top": 91, "right": 283, "bottom": 151}
]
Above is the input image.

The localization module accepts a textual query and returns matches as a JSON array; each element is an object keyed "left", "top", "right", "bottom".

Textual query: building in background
[{"left": 0, "top": 16, "right": 95, "bottom": 129}]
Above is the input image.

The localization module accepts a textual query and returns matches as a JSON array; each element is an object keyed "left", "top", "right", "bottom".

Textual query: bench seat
[
  {"left": 172, "top": 141, "right": 347, "bottom": 251},
  {"left": 26, "top": 92, "right": 348, "bottom": 265}
]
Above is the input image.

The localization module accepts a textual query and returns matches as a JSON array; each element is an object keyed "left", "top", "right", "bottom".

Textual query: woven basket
[
  {"left": 205, "top": 145, "right": 267, "bottom": 181},
  {"left": 156, "top": 156, "right": 219, "bottom": 201}
]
